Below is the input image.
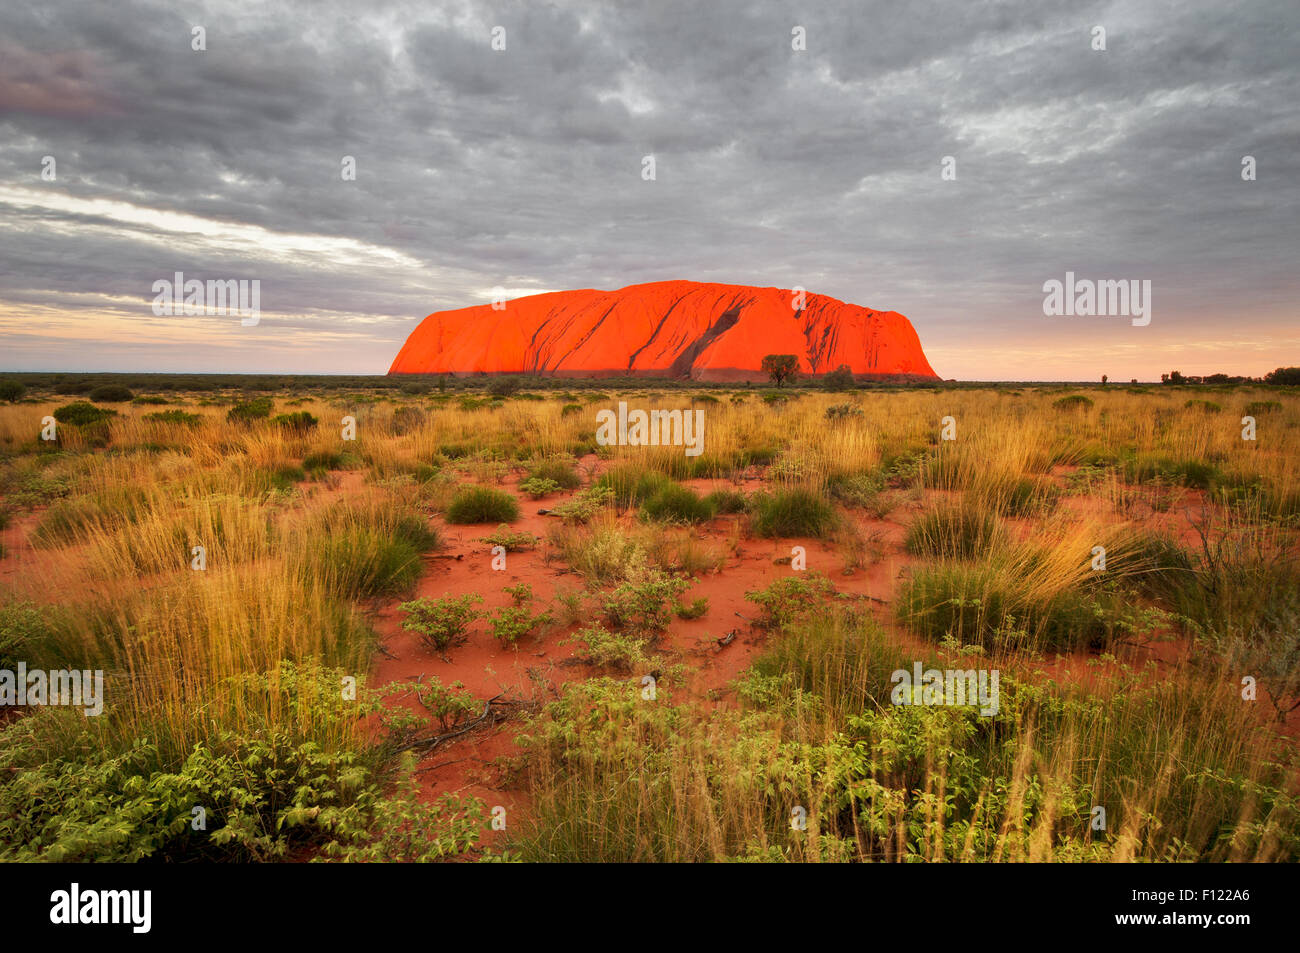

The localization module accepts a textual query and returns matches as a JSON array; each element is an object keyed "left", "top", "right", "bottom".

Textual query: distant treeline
[
  {"left": 1161, "top": 368, "right": 1300, "bottom": 386},
  {"left": 0, "top": 368, "right": 1295, "bottom": 399}
]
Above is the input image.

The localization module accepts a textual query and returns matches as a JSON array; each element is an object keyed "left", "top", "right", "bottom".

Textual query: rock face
[{"left": 388, "top": 280, "right": 938, "bottom": 381}]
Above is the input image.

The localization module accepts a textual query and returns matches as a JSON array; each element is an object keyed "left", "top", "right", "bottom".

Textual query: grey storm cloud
[{"left": 0, "top": 0, "right": 1296, "bottom": 374}]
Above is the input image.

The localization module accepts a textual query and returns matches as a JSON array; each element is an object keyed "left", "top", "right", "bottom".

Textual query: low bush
[
  {"left": 88, "top": 384, "right": 134, "bottom": 403},
  {"left": 227, "top": 397, "right": 274, "bottom": 424},
  {"left": 273, "top": 411, "right": 319, "bottom": 433},
  {"left": 145, "top": 409, "right": 203, "bottom": 427},
  {"left": 399, "top": 594, "right": 484, "bottom": 653},
  {"left": 53, "top": 402, "right": 116, "bottom": 427},
  {"left": 746, "top": 574, "right": 835, "bottom": 630}
]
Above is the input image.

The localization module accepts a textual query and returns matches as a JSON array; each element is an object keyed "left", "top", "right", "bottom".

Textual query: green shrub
[
  {"left": 486, "top": 377, "right": 522, "bottom": 397},
  {"left": 227, "top": 397, "right": 274, "bottom": 423},
  {"left": 527, "top": 458, "right": 581, "bottom": 490},
  {"left": 145, "top": 409, "right": 203, "bottom": 427},
  {"left": 825, "top": 402, "right": 863, "bottom": 421},
  {"left": 561, "top": 624, "right": 652, "bottom": 672},
  {"left": 446, "top": 486, "right": 520, "bottom": 524},
  {"left": 822, "top": 365, "right": 856, "bottom": 392},
  {"left": 53, "top": 402, "right": 116, "bottom": 427},
  {"left": 273, "top": 411, "right": 319, "bottom": 433},
  {"left": 391, "top": 405, "right": 425, "bottom": 435},
  {"left": 0, "top": 379, "right": 27, "bottom": 402},
  {"left": 600, "top": 562, "right": 690, "bottom": 637},
  {"left": 1052, "top": 395, "right": 1094, "bottom": 411},
  {"left": 745, "top": 574, "right": 834, "bottom": 630},
  {"left": 1244, "top": 401, "right": 1282, "bottom": 415},
  {"left": 416, "top": 678, "right": 479, "bottom": 731},
  {"left": 1184, "top": 399, "right": 1222, "bottom": 414},
  {"left": 490, "top": 605, "right": 551, "bottom": 646},
  {"left": 88, "top": 383, "right": 134, "bottom": 403},
  {"left": 0, "top": 664, "right": 493, "bottom": 863},
  {"left": 399, "top": 594, "right": 484, "bottom": 653},
  {"left": 548, "top": 485, "right": 614, "bottom": 524},
  {"left": 519, "top": 477, "right": 562, "bottom": 499},
  {"left": 827, "top": 471, "right": 885, "bottom": 508},
  {"left": 677, "top": 597, "right": 709, "bottom": 620},
  {"left": 481, "top": 525, "right": 538, "bottom": 551},
  {"left": 265, "top": 463, "right": 307, "bottom": 491}
]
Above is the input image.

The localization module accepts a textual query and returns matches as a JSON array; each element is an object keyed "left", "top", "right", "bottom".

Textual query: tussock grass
[
  {"left": 748, "top": 487, "right": 839, "bottom": 539},
  {"left": 445, "top": 485, "right": 520, "bottom": 524}
]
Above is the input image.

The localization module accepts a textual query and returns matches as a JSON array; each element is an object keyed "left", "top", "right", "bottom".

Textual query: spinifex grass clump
[
  {"left": 905, "top": 501, "right": 1004, "bottom": 559},
  {"left": 445, "top": 485, "right": 520, "bottom": 524},
  {"left": 747, "top": 487, "right": 838, "bottom": 539},
  {"left": 302, "top": 497, "right": 440, "bottom": 597},
  {"left": 595, "top": 465, "right": 673, "bottom": 507},
  {"left": 897, "top": 520, "right": 1146, "bottom": 652},
  {"left": 639, "top": 481, "right": 716, "bottom": 524}
]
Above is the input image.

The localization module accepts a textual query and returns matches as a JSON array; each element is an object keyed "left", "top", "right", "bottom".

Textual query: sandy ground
[{"left": 1, "top": 457, "right": 1295, "bottom": 833}]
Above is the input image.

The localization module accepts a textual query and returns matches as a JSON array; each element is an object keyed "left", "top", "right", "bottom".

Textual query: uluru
[{"left": 388, "top": 280, "right": 939, "bottom": 382}]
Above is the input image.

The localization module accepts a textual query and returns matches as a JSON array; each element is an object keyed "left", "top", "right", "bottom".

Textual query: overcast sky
[{"left": 1, "top": 0, "right": 1296, "bottom": 380}]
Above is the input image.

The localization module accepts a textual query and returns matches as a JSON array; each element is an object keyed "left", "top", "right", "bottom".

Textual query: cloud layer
[{"left": 1, "top": 0, "right": 1296, "bottom": 378}]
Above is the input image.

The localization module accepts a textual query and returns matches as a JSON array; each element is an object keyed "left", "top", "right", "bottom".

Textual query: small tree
[
  {"left": 822, "top": 364, "right": 855, "bottom": 392},
  {"left": 761, "top": 354, "right": 799, "bottom": 388},
  {"left": 0, "top": 379, "right": 26, "bottom": 402},
  {"left": 1101, "top": 374, "right": 1108, "bottom": 385},
  {"left": 1264, "top": 366, "right": 1300, "bottom": 386}
]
